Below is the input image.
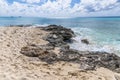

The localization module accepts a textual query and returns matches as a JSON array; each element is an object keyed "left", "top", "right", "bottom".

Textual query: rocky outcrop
[
  {"left": 43, "top": 25, "right": 75, "bottom": 41},
  {"left": 20, "top": 44, "right": 57, "bottom": 64},
  {"left": 20, "top": 44, "right": 120, "bottom": 73},
  {"left": 81, "top": 39, "right": 89, "bottom": 44},
  {"left": 58, "top": 48, "right": 120, "bottom": 72},
  {"left": 20, "top": 25, "right": 120, "bottom": 73},
  {"left": 44, "top": 33, "right": 66, "bottom": 47},
  {"left": 80, "top": 52, "right": 120, "bottom": 72},
  {"left": 43, "top": 25, "right": 75, "bottom": 47},
  {"left": 42, "top": 25, "right": 75, "bottom": 40}
]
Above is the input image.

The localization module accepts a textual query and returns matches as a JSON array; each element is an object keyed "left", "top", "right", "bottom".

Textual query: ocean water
[{"left": 0, "top": 17, "right": 120, "bottom": 54}]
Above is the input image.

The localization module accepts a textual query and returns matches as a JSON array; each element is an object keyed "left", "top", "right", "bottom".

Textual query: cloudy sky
[{"left": 0, "top": 0, "right": 120, "bottom": 18}]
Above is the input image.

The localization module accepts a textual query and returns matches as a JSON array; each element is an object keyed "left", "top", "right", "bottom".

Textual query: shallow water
[{"left": 0, "top": 17, "right": 120, "bottom": 54}]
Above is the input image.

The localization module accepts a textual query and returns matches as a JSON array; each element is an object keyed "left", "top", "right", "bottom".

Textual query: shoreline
[
  {"left": 71, "top": 27, "right": 120, "bottom": 55},
  {"left": 0, "top": 25, "right": 120, "bottom": 80},
  {"left": 8, "top": 24, "right": 120, "bottom": 54}
]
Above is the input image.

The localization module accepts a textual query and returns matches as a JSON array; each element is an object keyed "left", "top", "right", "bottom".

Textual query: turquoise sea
[{"left": 0, "top": 17, "right": 120, "bottom": 54}]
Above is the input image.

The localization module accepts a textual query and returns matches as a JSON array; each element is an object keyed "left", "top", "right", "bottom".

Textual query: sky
[{"left": 0, "top": 0, "right": 120, "bottom": 18}]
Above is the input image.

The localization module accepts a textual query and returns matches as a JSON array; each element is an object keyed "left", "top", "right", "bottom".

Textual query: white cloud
[
  {"left": 75, "top": 0, "right": 119, "bottom": 12},
  {"left": 22, "top": 0, "right": 41, "bottom": 3},
  {"left": 0, "top": 0, "right": 120, "bottom": 17},
  {"left": 0, "top": 0, "right": 9, "bottom": 15}
]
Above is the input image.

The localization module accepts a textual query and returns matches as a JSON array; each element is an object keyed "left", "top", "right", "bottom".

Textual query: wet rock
[
  {"left": 53, "top": 31, "right": 74, "bottom": 41},
  {"left": 43, "top": 25, "right": 75, "bottom": 40},
  {"left": 81, "top": 39, "right": 89, "bottom": 44},
  {"left": 59, "top": 44, "right": 70, "bottom": 51},
  {"left": 44, "top": 33, "right": 66, "bottom": 47},
  {"left": 43, "top": 25, "right": 75, "bottom": 47}
]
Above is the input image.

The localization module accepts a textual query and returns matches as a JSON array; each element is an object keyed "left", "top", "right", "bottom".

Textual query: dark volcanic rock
[
  {"left": 43, "top": 25, "right": 75, "bottom": 47},
  {"left": 43, "top": 25, "right": 75, "bottom": 40},
  {"left": 59, "top": 44, "right": 70, "bottom": 51},
  {"left": 59, "top": 49, "right": 81, "bottom": 62},
  {"left": 20, "top": 44, "right": 57, "bottom": 64},
  {"left": 79, "top": 52, "right": 120, "bottom": 72},
  {"left": 47, "top": 46, "right": 120, "bottom": 72},
  {"left": 58, "top": 49, "right": 120, "bottom": 72},
  {"left": 20, "top": 43, "right": 120, "bottom": 73},
  {"left": 81, "top": 39, "right": 89, "bottom": 44},
  {"left": 45, "top": 33, "right": 66, "bottom": 47},
  {"left": 20, "top": 44, "right": 64, "bottom": 63}
]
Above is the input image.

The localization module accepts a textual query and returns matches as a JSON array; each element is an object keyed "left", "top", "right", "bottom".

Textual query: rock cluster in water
[
  {"left": 42, "top": 25, "right": 75, "bottom": 47},
  {"left": 20, "top": 25, "right": 120, "bottom": 73}
]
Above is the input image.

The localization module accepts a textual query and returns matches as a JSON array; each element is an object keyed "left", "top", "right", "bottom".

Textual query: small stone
[
  {"left": 81, "top": 39, "right": 89, "bottom": 44},
  {"left": 7, "top": 44, "right": 10, "bottom": 47}
]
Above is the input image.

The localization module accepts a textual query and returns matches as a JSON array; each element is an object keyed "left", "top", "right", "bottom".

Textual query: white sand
[{"left": 0, "top": 27, "right": 120, "bottom": 80}]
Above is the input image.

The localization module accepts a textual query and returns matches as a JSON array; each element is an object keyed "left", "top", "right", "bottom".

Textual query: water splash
[{"left": 70, "top": 27, "right": 120, "bottom": 55}]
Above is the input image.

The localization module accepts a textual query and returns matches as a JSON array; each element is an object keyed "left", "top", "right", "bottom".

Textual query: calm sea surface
[{"left": 0, "top": 17, "right": 120, "bottom": 54}]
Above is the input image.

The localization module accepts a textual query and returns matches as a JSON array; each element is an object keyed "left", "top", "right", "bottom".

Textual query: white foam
[
  {"left": 30, "top": 24, "right": 49, "bottom": 27},
  {"left": 70, "top": 27, "right": 120, "bottom": 55}
]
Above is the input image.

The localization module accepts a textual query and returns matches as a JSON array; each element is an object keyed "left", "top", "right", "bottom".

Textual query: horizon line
[{"left": 0, "top": 16, "right": 120, "bottom": 19}]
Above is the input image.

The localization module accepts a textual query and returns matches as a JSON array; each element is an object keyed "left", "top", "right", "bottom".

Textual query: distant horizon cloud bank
[{"left": 0, "top": 0, "right": 120, "bottom": 18}]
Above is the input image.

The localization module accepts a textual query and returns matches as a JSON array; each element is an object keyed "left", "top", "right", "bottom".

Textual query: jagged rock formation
[
  {"left": 20, "top": 25, "right": 120, "bottom": 73},
  {"left": 42, "top": 25, "right": 75, "bottom": 40},
  {"left": 42, "top": 25, "right": 75, "bottom": 47}
]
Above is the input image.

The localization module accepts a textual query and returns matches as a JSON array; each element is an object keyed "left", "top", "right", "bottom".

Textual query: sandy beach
[{"left": 0, "top": 26, "right": 120, "bottom": 80}]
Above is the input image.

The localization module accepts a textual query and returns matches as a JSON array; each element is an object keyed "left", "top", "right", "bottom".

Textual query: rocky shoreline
[
  {"left": 0, "top": 25, "right": 120, "bottom": 80},
  {"left": 20, "top": 25, "right": 120, "bottom": 73}
]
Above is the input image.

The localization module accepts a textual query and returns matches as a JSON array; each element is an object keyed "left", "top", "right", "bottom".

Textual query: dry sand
[{"left": 0, "top": 27, "right": 120, "bottom": 80}]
